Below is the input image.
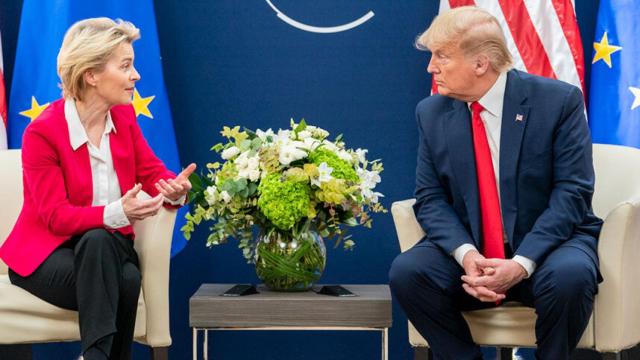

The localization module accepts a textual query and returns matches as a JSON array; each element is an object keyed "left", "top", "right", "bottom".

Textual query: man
[{"left": 389, "top": 6, "right": 602, "bottom": 360}]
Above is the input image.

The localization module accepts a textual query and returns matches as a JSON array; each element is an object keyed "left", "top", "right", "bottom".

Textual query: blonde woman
[{"left": 0, "top": 18, "right": 195, "bottom": 359}]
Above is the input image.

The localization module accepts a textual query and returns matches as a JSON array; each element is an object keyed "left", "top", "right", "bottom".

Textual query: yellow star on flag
[
  {"left": 19, "top": 96, "right": 50, "bottom": 122},
  {"left": 132, "top": 88, "right": 155, "bottom": 119},
  {"left": 593, "top": 32, "right": 622, "bottom": 68}
]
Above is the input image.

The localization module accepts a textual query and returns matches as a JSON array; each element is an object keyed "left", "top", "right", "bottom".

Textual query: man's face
[{"left": 427, "top": 44, "right": 478, "bottom": 101}]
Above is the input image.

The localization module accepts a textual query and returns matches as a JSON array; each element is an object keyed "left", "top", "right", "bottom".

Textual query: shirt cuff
[
  {"left": 512, "top": 255, "right": 536, "bottom": 278},
  {"left": 452, "top": 244, "right": 478, "bottom": 267},
  {"left": 104, "top": 199, "right": 131, "bottom": 229},
  {"left": 164, "top": 195, "right": 186, "bottom": 206}
]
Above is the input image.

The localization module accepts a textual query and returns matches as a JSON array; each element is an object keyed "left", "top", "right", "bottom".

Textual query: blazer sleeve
[
  {"left": 129, "top": 117, "right": 179, "bottom": 207},
  {"left": 413, "top": 105, "right": 476, "bottom": 255},
  {"left": 22, "top": 125, "right": 105, "bottom": 237},
  {"left": 514, "top": 86, "right": 595, "bottom": 264}
]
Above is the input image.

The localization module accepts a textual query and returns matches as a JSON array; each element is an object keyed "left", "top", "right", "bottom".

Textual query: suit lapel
[
  {"left": 499, "top": 70, "right": 530, "bottom": 246},
  {"left": 444, "top": 101, "right": 481, "bottom": 247}
]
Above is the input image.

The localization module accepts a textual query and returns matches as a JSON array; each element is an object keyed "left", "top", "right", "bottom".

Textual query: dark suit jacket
[{"left": 413, "top": 69, "right": 603, "bottom": 267}]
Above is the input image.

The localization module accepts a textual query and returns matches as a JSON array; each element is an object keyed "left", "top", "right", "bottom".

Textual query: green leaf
[
  {"left": 210, "top": 143, "right": 224, "bottom": 152},
  {"left": 294, "top": 119, "right": 307, "bottom": 133}
]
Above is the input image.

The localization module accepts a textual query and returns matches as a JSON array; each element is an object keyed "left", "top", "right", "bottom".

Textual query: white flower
[
  {"left": 354, "top": 148, "right": 368, "bottom": 164},
  {"left": 221, "top": 146, "right": 240, "bottom": 160},
  {"left": 220, "top": 191, "right": 232, "bottom": 203},
  {"left": 275, "top": 129, "right": 292, "bottom": 144},
  {"left": 311, "top": 162, "right": 333, "bottom": 187},
  {"left": 337, "top": 149, "right": 352, "bottom": 162},
  {"left": 297, "top": 130, "right": 312, "bottom": 139},
  {"left": 279, "top": 144, "right": 308, "bottom": 165},
  {"left": 256, "top": 128, "right": 275, "bottom": 142},
  {"left": 361, "top": 188, "right": 384, "bottom": 203},
  {"left": 307, "top": 125, "right": 329, "bottom": 139},
  {"left": 321, "top": 140, "right": 339, "bottom": 152},
  {"left": 358, "top": 168, "right": 381, "bottom": 190},
  {"left": 205, "top": 186, "right": 219, "bottom": 205},
  {"left": 236, "top": 152, "right": 261, "bottom": 181}
]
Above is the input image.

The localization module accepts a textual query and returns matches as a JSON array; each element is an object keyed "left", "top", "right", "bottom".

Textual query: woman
[{"left": 0, "top": 18, "right": 195, "bottom": 359}]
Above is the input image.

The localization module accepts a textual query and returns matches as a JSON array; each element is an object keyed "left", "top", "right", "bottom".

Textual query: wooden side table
[{"left": 189, "top": 284, "right": 392, "bottom": 360}]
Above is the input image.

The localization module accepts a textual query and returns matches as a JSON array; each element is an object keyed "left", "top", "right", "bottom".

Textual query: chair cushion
[
  {"left": 0, "top": 275, "right": 147, "bottom": 344},
  {"left": 408, "top": 302, "right": 594, "bottom": 349}
]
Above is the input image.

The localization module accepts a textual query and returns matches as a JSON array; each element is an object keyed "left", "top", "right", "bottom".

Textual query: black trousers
[{"left": 9, "top": 229, "right": 141, "bottom": 360}]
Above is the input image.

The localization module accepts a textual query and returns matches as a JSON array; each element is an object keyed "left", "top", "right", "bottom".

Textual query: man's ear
[{"left": 474, "top": 54, "right": 491, "bottom": 76}]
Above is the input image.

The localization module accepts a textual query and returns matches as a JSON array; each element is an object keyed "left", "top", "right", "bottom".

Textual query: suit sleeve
[
  {"left": 22, "top": 126, "right": 105, "bottom": 237},
  {"left": 514, "top": 87, "right": 595, "bottom": 264},
  {"left": 413, "top": 106, "right": 476, "bottom": 254},
  {"left": 129, "top": 117, "right": 181, "bottom": 208}
]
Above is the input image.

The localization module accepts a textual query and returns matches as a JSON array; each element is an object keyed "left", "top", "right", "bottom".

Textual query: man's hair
[
  {"left": 416, "top": 6, "right": 513, "bottom": 72},
  {"left": 57, "top": 17, "right": 140, "bottom": 101}
]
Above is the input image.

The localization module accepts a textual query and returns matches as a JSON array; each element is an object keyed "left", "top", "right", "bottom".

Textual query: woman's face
[{"left": 91, "top": 42, "right": 140, "bottom": 106}]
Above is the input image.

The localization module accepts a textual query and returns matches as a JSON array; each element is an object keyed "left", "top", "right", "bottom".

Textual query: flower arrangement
[{"left": 182, "top": 120, "right": 386, "bottom": 263}]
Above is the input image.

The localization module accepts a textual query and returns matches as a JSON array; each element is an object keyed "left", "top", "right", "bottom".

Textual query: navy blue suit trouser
[{"left": 389, "top": 238, "right": 598, "bottom": 360}]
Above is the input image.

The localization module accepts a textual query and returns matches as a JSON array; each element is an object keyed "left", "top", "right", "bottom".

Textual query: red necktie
[{"left": 470, "top": 102, "right": 505, "bottom": 260}]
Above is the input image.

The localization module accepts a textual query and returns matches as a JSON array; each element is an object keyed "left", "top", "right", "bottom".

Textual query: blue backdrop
[{"left": 0, "top": 0, "right": 600, "bottom": 359}]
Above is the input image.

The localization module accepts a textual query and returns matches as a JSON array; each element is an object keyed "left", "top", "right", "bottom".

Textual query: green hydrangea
[
  {"left": 308, "top": 148, "right": 358, "bottom": 182},
  {"left": 258, "top": 173, "right": 310, "bottom": 230}
]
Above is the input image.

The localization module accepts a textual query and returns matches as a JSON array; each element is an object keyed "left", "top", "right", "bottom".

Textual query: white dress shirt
[
  {"left": 65, "top": 100, "right": 184, "bottom": 230},
  {"left": 65, "top": 99, "right": 130, "bottom": 229},
  {"left": 451, "top": 72, "right": 537, "bottom": 277}
]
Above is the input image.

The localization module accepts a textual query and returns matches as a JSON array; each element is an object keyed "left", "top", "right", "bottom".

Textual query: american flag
[
  {"left": 0, "top": 31, "right": 7, "bottom": 150},
  {"left": 438, "top": 0, "right": 585, "bottom": 93}
]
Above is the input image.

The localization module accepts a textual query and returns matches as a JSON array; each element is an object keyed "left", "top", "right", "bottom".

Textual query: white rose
[
  {"left": 205, "top": 186, "right": 219, "bottom": 205},
  {"left": 221, "top": 146, "right": 240, "bottom": 160},
  {"left": 337, "top": 149, "right": 352, "bottom": 162},
  {"left": 297, "top": 130, "right": 312, "bottom": 139},
  {"left": 279, "top": 144, "right": 308, "bottom": 165},
  {"left": 220, "top": 191, "right": 232, "bottom": 203}
]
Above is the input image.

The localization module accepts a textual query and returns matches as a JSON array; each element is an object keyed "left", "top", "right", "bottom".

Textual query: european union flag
[
  {"left": 8, "top": 0, "right": 188, "bottom": 256},
  {"left": 589, "top": 0, "right": 640, "bottom": 148}
]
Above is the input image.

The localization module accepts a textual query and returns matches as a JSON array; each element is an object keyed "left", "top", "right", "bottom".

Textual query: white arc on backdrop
[{"left": 265, "top": 0, "right": 374, "bottom": 34}]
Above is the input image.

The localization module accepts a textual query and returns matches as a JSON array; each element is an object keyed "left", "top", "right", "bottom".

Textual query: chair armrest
[
  {"left": 133, "top": 207, "right": 177, "bottom": 347},
  {"left": 593, "top": 197, "right": 640, "bottom": 352},
  {"left": 391, "top": 199, "right": 425, "bottom": 252}
]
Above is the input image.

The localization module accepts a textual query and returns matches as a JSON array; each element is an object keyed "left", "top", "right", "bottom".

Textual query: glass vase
[{"left": 254, "top": 230, "right": 326, "bottom": 291}]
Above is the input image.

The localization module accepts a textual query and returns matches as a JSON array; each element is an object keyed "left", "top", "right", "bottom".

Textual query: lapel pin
[{"left": 515, "top": 114, "right": 524, "bottom": 122}]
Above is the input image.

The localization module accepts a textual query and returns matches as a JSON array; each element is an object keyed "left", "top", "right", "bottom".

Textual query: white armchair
[
  {"left": 0, "top": 149, "right": 176, "bottom": 359},
  {"left": 391, "top": 144, "right": 640, "bottom": 359}
]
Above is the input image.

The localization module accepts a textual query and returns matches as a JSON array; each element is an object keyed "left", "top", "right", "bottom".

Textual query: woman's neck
[{"left": 75, "top": 96, "right": 110, "bottom": 130}]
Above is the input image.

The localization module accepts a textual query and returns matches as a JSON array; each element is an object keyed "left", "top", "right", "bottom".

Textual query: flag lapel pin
[{"left": 515, "top": 114, "right": 524, "bottom": 122}]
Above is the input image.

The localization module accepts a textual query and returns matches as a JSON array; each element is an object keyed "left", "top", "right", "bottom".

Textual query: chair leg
[
  {"left": 601, "top": 353, "right": 621, "bottom": 360},
  {"left": 496, "top": 347, "right": 513, "bottom": 360},
  {"left": 413, "top": 346, "right": 432, "bottom": 360},
  {"left": 151, "top": 346, "right": 169, "bottom": 360},
  {"left": 0, "top": 344, "right": 32, "bottom": 360}
]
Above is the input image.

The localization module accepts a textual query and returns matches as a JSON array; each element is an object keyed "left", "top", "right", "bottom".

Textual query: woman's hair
[
  {"left": 416, "top": 6, "right": 512, "bottom": 72},
  {"left": 57, "top": 17, "right": 140, "bottom": 101}
]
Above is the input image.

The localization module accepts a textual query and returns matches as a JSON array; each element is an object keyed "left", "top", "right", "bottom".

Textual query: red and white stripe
[
  {"left": 437, "top": 0, "right": 585, "bottom": 94},
  {"left": 0, "top": 31, "right": 7, "bottom": 150}
]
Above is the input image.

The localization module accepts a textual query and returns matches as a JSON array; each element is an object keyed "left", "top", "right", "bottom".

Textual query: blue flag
[
  {"left": 589, "top": 0, "right": 640, "bottom": 148},
  {"left": 8, "top": 1, "right": 188, "bottom": 256}
]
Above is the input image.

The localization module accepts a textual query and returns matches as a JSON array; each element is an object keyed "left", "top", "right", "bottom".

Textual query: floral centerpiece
[{"left": 182, "top": 120, "right": 385, "bottom": 291}]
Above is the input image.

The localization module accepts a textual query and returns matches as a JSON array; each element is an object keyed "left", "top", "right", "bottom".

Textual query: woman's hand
[
  {"left": 155, "top": 163, "right": 197, "bottom": 202},
  {"left": 122, "top": 183, "right": 164, "bottom": 222}
]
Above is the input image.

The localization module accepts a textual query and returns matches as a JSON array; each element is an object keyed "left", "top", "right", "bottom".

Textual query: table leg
[
  {"left": 204, "top": 330, "right": 209, "bottom": 360},
  {"left": 382, "top": 328, "right": 388, "bottom": 360},
  {"left": 193, "top": 328, "right": 198, "bottom": 360}
]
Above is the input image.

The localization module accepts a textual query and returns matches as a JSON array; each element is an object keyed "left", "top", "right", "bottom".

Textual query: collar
[
  {"left": 468, "top": 71, "right": 507, "bottom": 118},
  {"left": 65, "top": 98, "right": 116, "bottom": 150}
]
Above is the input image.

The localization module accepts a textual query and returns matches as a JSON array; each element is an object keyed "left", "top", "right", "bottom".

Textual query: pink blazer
[{"left": 0, "top": 99, "right": 177, "bottom": 276}]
